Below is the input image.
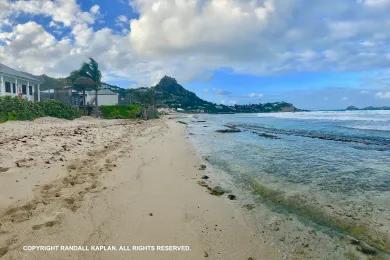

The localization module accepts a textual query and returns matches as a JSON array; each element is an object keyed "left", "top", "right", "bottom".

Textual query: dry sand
[{"left": 0, "top": 116, "right": 278, "bottom": 260}]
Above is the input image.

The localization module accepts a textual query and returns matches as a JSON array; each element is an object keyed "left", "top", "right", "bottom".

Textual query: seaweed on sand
[{"left": 249, "top": 178, "right": 390, "bottom": 254}]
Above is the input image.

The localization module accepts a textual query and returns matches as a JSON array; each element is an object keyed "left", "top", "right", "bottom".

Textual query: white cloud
[
  {"left": 0, "top": 0, "right": 390, "bottom": 87},
  {"left": 248, "top": 92, "right": 264, "bottom": 98},
  {"left": 360, "top": 0, "right": 390, "bottom": 8},
  {"left": 375, "top": 91, "right": 390, "bottom": 99},
  {"left": 8, "top": 0, "right": 98, "bottom": 27}
]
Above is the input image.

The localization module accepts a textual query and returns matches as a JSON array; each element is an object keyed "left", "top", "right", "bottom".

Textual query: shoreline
[
  {"left": 0, "top": 116, "right": 276, "bottom": 259},
  {"left": 1, "top": 115, "right": 387, "bottom": 259},
  {"left": 185, "top": 113, "right": 390, "bottom": 259}
]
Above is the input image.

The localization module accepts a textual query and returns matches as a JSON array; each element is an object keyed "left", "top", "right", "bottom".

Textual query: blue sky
[{"left": 1, "top": 0, "right": 390, "bottom": 109}]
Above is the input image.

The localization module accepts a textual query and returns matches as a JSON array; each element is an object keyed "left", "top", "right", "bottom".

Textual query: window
[
  {"left": 22, "top": 85, "right": 27, "bottom": 95},
  {"left": 5, "top": 82, "right": 11, "bottom": 93},
  {"left": 12, "top": 83, "right": 16, "bottom": 93},
  {"left": 29, "top": 86, "right": 33, "bottom": 95}
]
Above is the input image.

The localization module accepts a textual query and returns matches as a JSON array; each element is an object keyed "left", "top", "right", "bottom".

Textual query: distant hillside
[
  {"left": 39, "top": 75, "right": 67, "bottom": 90},
  {"left": 230, "top": 102, "right": 300, "bottom": 113},
  {"left": 121, "top": 76, "right": 230, "bottom": 113},
  {"left": 41, "top": 74, "right": 301, "bottom": 113},
  {"left": 346, "top": 105, "right": 390, "bottom": 111}
]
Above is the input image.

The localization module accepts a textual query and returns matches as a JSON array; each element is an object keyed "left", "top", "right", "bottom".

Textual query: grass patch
[{"left": 100, "top": 104, "right": 142, "bottom": 119}]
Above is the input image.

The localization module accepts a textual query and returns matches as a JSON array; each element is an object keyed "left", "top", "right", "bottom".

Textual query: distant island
[
  {"left": 346, "top": 105, "right": 390, "bottom": 111},
  {"left": 40, "top": 75, "right": 301, "bottom": 113}
]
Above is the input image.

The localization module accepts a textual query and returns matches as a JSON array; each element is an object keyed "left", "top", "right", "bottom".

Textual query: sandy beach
[{"left": 0, "top": 116, "right": 278, "bottom": 260}]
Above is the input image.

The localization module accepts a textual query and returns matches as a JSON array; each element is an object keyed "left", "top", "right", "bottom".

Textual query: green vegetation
[
  {"left": 0, "top": 96, "right": 80, "bottom": 122},
  {"left": 0, "top": 96, "right": 43, "bottom": 121},
  {"left": 100, "top": 104, "right": 142, "bottom": 119},
  {"left": 39, "top": 100, "right": 80, "bottom": 119}
]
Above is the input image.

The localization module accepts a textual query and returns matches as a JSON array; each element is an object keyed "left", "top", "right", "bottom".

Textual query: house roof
[{"left": 0, "top": 63, "right": 41, "bottom": 82}]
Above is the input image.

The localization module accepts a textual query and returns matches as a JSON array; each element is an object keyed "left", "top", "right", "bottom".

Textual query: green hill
[{"left": 41, "top": 74, "right": 300, "bottom": 113}]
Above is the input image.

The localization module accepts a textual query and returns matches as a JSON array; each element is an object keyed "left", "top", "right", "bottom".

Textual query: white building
[
  {"left": 86, "top": 88, "right": 119, "bottom": 106},
  {"left": 0, "top": 63, "right": 41, "bottom": 102}
]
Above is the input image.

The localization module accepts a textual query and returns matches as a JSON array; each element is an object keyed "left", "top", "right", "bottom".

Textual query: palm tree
[
  {"left": 79, "top": 58, "right": 102, "bottom": 107},
  {"left": 66, "top": 70, "right": 95, "bottom": 113}
]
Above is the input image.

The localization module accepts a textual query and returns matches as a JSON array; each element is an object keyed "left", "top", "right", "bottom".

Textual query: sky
[{"left": 0, "top": 0, "right": 390, "bottom": 109}]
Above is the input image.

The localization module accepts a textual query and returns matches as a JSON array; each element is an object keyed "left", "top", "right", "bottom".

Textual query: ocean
[{"left": 187, "top": 110, "right": 390, "bottom": 255}]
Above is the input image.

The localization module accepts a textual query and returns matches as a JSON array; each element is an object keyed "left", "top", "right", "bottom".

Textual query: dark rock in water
[
  {"left": 356, "top": 242, "right": 377, "bottom": 255},
  {"left": 201, "top": 175, "right": 209, "bottom": 180},
  {"left": 350, "top": 238, "right": 360, "bottom": 245},
  {"left": 203, "top": 126, "right": 208, "bottom": 127},
  {"left": 209, "top": 186, "right": 225, "bottom": 196},
  {"left": 257, "top": 132, "right": 280, "bottom": 139},
  {"left": 197, "top": 120, "right": 207, "bottom": 122},
  {"left": 177, "top": 121, "right": 188, "bottom": 125},
  {"left": 227, "top": 194, "right": 237, "bottom": 200},
  {"left": 197, "top": 180, "right": 208, "bottom": 187},
  {"left": 216, "top": 128, "right": 241, "bottom": 133},
  {"left": 216, "top": 124, "right": 241, "bottom": 133},
  {"left": 199, "top": 164, "right": 207, "bottom": 170},
  {"left": 243, "top": 204, "right": 255, "bottom": 210}
]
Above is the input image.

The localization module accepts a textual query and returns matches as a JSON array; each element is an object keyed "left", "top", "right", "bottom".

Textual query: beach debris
[
  {"left": 201, "top": 175, "right": 209, "bottom": 180},
  {"left": 227, "top": 194, "right": 237, "bottom": 200},
  {"left": 199, "top": 164, "right": 207, "bottom": 170},
  {"left": 149, "top": 213, "right": 153, "bottom": 216},
  {"left": 197, "top": 120, "right": 207, "bottom": 123},
  {"left": 177, "top": 121, "right": 188, "bottom": 125},
  {"left": 248, "top": 257, "right": 254, "bottom": 260},
  {"left": 203, "top": 251, "right": 209, "bottom": 257}
]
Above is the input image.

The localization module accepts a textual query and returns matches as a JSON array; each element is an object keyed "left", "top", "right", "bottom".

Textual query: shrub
[
  {"left": 38, "top": 100, "right": 80, "bottom": 119},
  {"left": 0, "top": 96, "right": 80, "bottom": 122},
  {"left": 100, "top": 104, "right": 142, "bottom": 119},
  {"left": 0, "top": 96, "right": 44, "bottom": 122}
]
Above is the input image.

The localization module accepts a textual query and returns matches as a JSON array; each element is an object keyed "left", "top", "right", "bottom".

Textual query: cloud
[
  {"left": 1, "top": 0, "right": 390, "bottom": 87},
  {"left": 214, "top": 89, "right": 232, "bottom": 96},
  {"left": 375, "top": 91, "right": 390, "bottom": 99},
  {"left": 248, "top": 92, "right": 264, "bottom": 98}
]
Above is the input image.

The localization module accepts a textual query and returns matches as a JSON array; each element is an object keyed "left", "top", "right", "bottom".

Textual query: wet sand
[{"left": 0, "top": 116, "right": 277, "bottom": 259}]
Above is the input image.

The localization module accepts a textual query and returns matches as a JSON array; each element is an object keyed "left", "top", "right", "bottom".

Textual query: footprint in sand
[
  {"left": 0, "top": 167, "right": 9, "bottom": 173},
  {"left": 31, "top": 213, "right": 63, "bottom": 231},
  {"left": 32, "top": 220, "right": 60, "bottom": 230}
]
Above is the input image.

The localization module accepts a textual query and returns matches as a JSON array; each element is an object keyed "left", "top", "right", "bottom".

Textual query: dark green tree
[
  {"left": 79, "top": 58, "right": 102, "bottom": 107},
  {"left": 66, "top": 70, "right": 94, "bottom": 113}
]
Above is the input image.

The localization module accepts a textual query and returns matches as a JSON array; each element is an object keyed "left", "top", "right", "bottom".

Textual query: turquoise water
[{"left": 188, "top": 110, "right": 390, "bottom": 251}]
